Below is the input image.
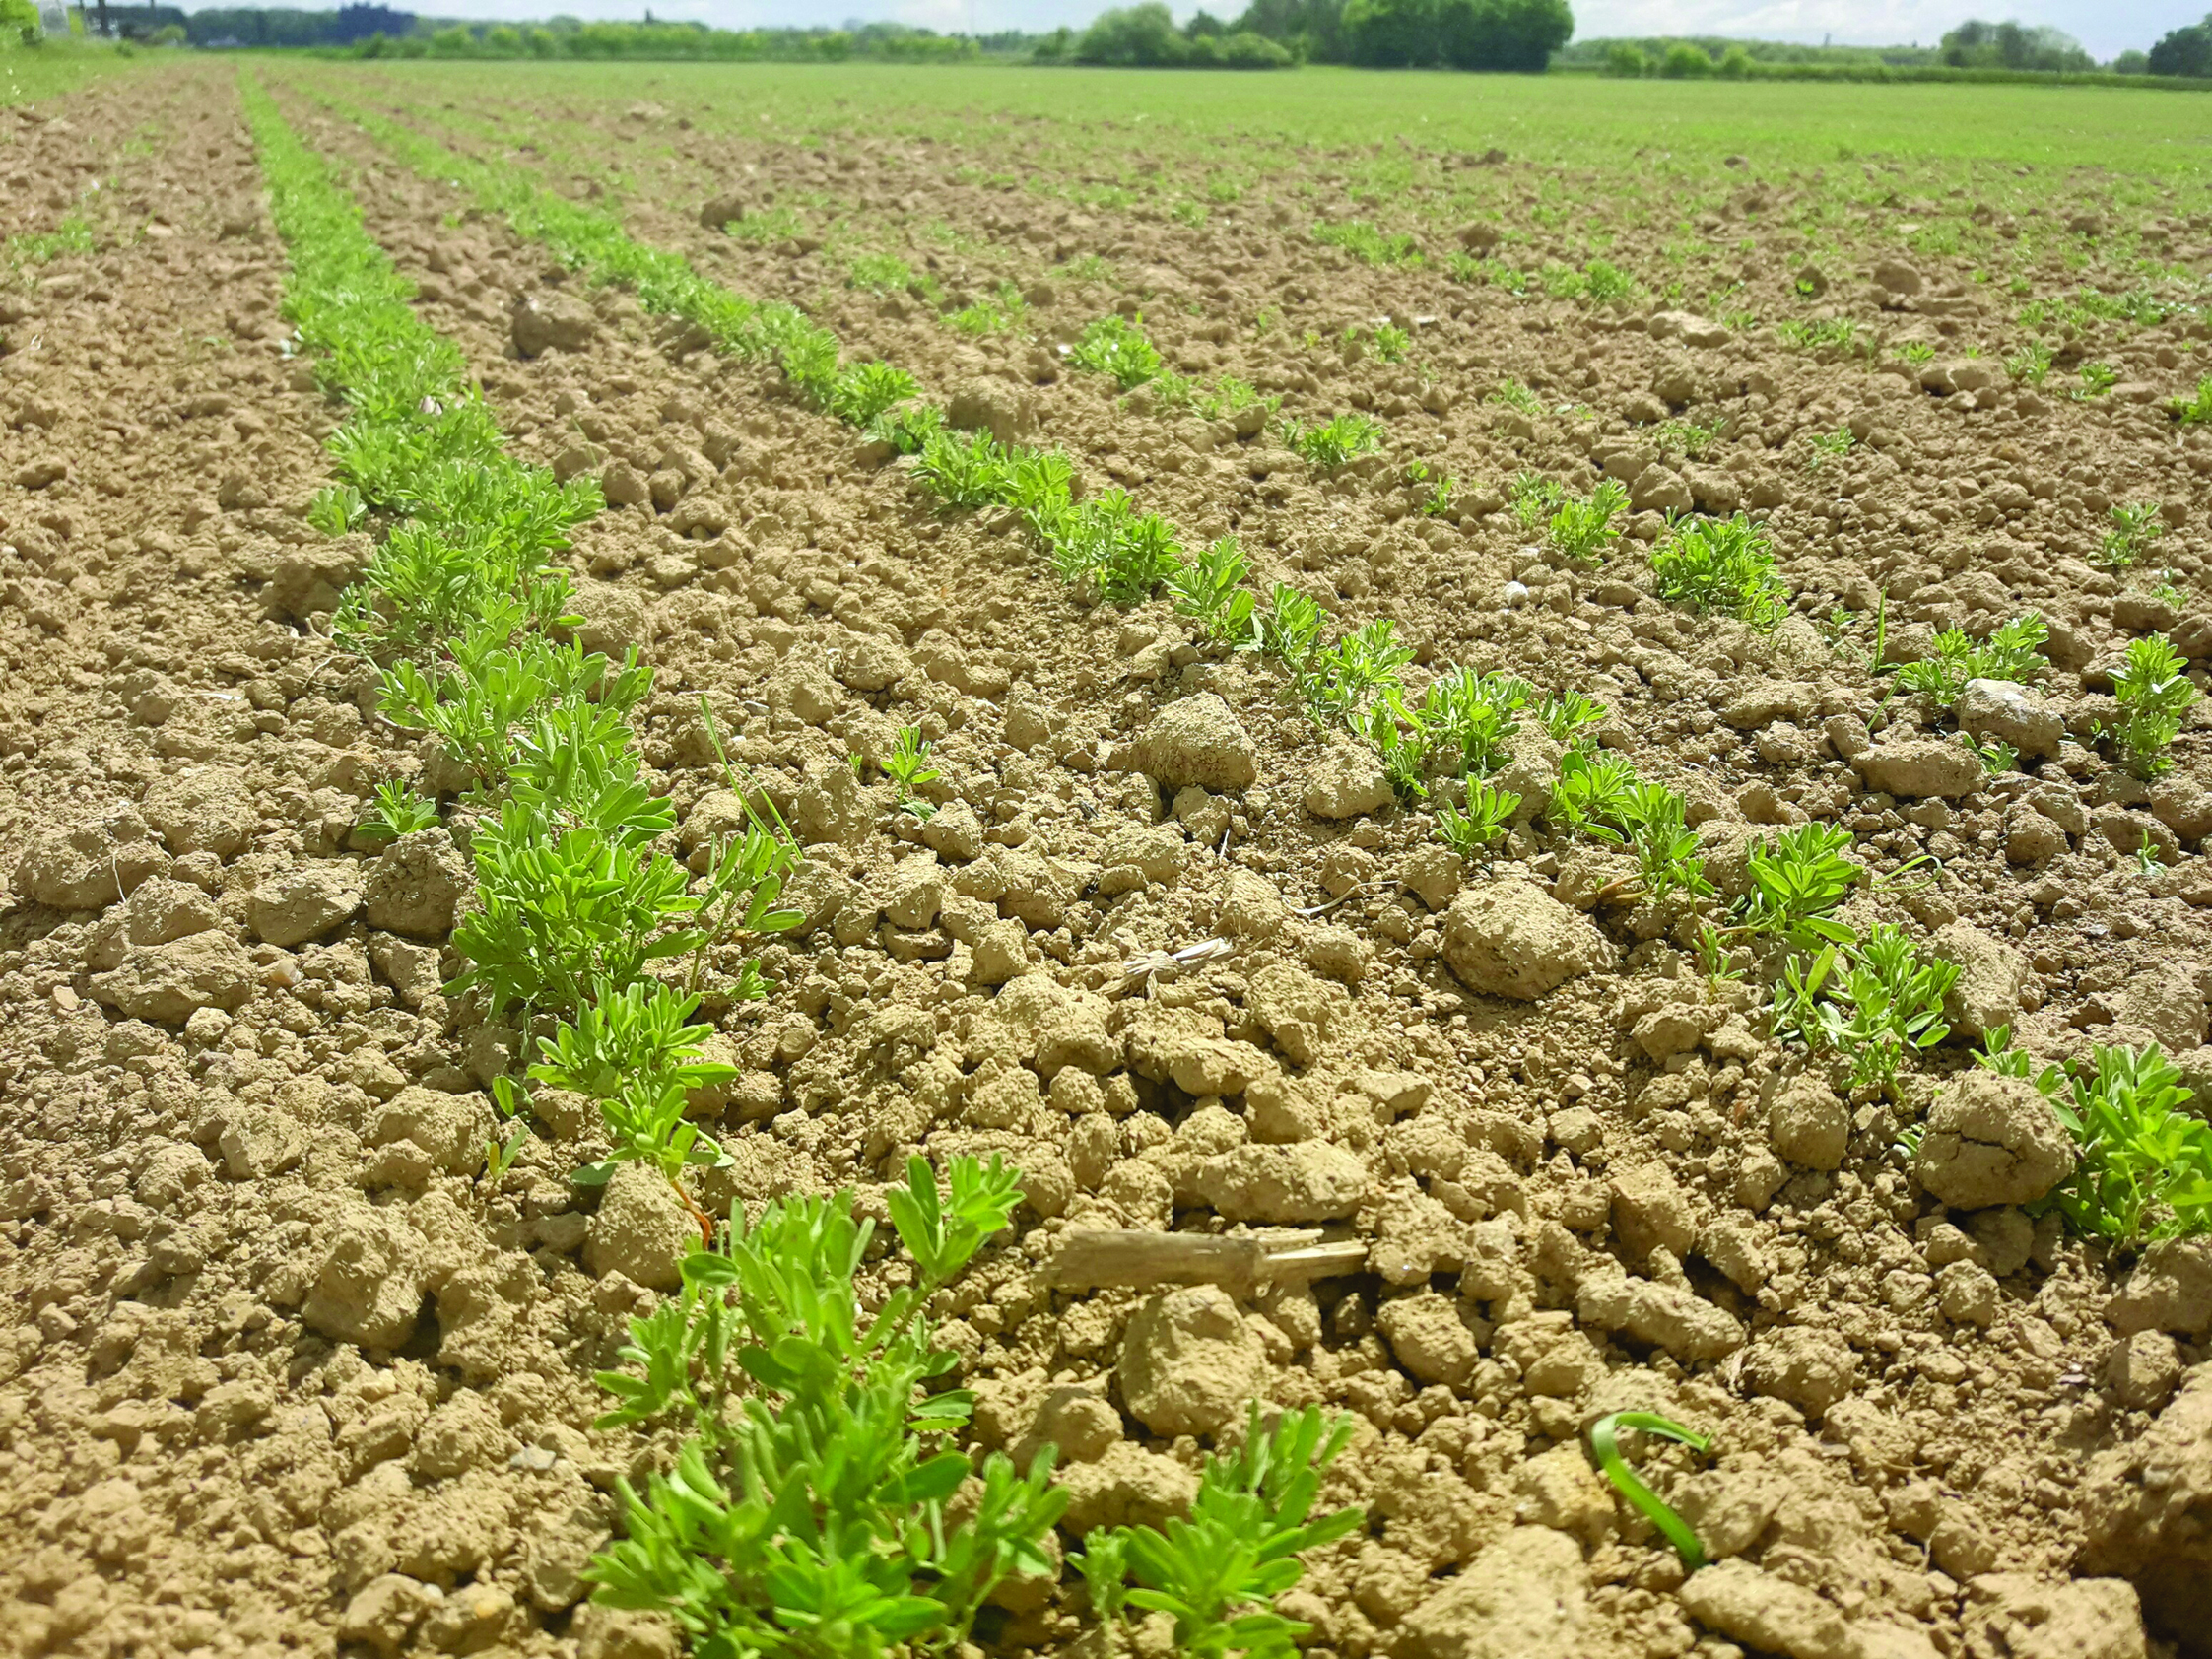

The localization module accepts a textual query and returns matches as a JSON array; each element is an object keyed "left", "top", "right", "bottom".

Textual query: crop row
[{"left": 242, "top": 77, "right": 1366, "bottom": 1654}]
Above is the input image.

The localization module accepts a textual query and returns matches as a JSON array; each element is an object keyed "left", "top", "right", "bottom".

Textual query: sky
[{"left": 357, "top": 0, "right": 2197, "bottom": 65}]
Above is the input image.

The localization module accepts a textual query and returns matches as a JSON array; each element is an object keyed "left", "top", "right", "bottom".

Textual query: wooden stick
[{"left": 1049, "top": 1229, "right": 1369, "bottom": 1296}]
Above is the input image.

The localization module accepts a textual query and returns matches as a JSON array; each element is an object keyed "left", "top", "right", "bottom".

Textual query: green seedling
[
  {"left": 2005, "top": 341, "right": 2054, "bottom": 384},
  {"left": 1301, "top": 619, "right": 1414, "bottom": 727},
  {"left": 1069, "top": 314, "right": 1164, "bottom": 389},
  {"left": 2173, "top": 376, "right": 2212, "bottom": 425},
  {"left": 865, "top": 401, "right": 942, "bottom": 456},
  {"left": 1771, "top": 923, "right": 1958, "bottom": 1095},
  {"left": 1804, "top": 427, "right": 1855, "bottom": 469},
  {"left": 1738, "top": 822, "right": 1858, "bottom": 949},
  {"left": 357, "top": 780, "right": 440, "bottom": 842},
  {"left": 1256, "top": 584, "right": 1325, "bottom": 678},
  {"left": 1897, "top": 341, "right": 1936, "bottom": 366},
  {"left": 883, "top": 725, "right": 940, "bottom": 819},
  {"left": 1508, "top": 469, "right": 1564, "bottom": 530},
  {"left": 1192, "top": 376, "right": 1274, "bottom": 424},
  {"left": 1281, "top": 412, "right": 1383, "bottom": 474},
  {"left": 1547, "top": 480, "right": 1630, "bottom": 565},
  {"left": 1653, "top": 417, "right": 1718, "bottom": 459},
  {"left": 2099, "top": 502, "right": 2164, "bottom": 571},
  {"left": 1168, "top": 536, "right": 1257, "bottom": 647},
  {"left": 1041, "top": 488, "right": 1182, "bottom": 607},
  {"left": 1963, "top": 732, "right": 2019, "bottom": 774},
  {"left": 1584, "top": 1413, "right": 1711, "bottom": 1572},
  {"left": 914, "top": 429, "right": 1012, "bottom": 511},
  {"left": 1363, "top": 696, "right": 1428, "bottom": 801},
  {"left": 1538, "top": 690, "right": 1607, "bottom": 745},
  {"left": 308, "top": 482, "right": 369, "bottom": 536},
  {"left": 1417, "top": 667, "right": 1529, "bottom": 777},
  {"left": 1419, "top": 472, "right": 1456, "bottom": 516},
  {"left": 2039, "top": 1044, "right": 2211, "bottom": 1246},
  {"left": 2105, "top": 632, "right": 2196, "bottom": 780},
  {"left": 1072, "top": 1403, "right": 1363, "bottom": 1659},
  {"left": 845, "top": 251, "right": 916, "bottom": 294},
  {"left": 1776, "top": 317, "right": 1859, "bottom": 352},
  {"left": 1489, "top": 379, "right": 1543, "bottom": 417},
  {"left": 1311, "top": 219, "right": 1419, "bottom": 266},
  {"left": 1436, "top": 783, "right": 1520, "bottom": 859},
  {"left": 1347, "top": 321, "right": 1410, "bottom": 363},
  {"left": 587, "top": 1156, "right": 1068, "bottom": 1655},
  {"left": 1891, "top": 612, "right": 2048, "bottom": 710},
  {"left": 1650, "top": 513, "right": 1789, "bottom": 630},
  {"left": 2076, "top": 361, "right": 2118, "bottom": 400},
  {"left": 826, "top": 361, "right": 918, "bottom": 427},
  {"left": 1548, "top": 749, "right": 1640, "bottom": 843},
  {"left": 1628, "top": 784, "right": 1712, "bottom": 903}
]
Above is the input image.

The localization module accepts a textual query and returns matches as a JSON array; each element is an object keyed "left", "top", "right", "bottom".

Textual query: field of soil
[{"left": 4, "top": 51, "right": 2212, "bottom": 1659}]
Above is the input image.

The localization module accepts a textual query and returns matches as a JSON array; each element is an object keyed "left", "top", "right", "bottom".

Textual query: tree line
[{"left": 1047, "top": 0, "right": 1572, "bottom": 70}]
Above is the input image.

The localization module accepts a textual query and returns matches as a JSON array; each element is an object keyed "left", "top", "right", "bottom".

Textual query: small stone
[
  {"left": 511, "top": 290, "right": 599, "bottom": 357},
  {"left": 947, "top": 378, "right": 1036, "bottom": 446},
  {"left": 143, "top": 766, "right": 254, "bottom": 857},
  {"left": 1116, "top": 1286, "right": 1267, "bottom": 1436},
  {"left": 1679, "top": 1559, "right": 1856, "bottom": 1659},
  {"left": 699, "top": 191, "right": 746, "bottom": 229},
  {"left": 1441, "top": 882, "right": 1614, "bottom": 1000},
  {"left": 1928, "top": 922, "right": 2030, "bottom": 1041},
  {"left": 1201, "top": 1142, "right": 1368, "bottom": 1223},
  {"left": 338, "top": 1575, "right": 442, "bottom": 1659},
  {"left": 1958, "top": 679, "right": 2063, "bottom": 760},
  {"left": 303, "top": 1205, "right": 427, "bottom": 1350},
  {"left": 1938, "top": 1259, "right": 2001, "bottom": 1326},
  {"left": 89, "top": 932, "right": 255, "bottom": 1023},
  {"left": 1401, "top": 1527, "right": 1589, "bottom": 1659},
  {"left": 1915, "top": 1071, "right": 2075, "bottom": 1210},
  {"left": 364, "top": 830, "right": 470, "bottom": 938},
  {"left": 1302, "top": 739, "right": 1393, "bottom": 819},
  {"left": 1745, "top": 1325, "right": 1857, "bottom": 1418},
  {"left": 1769, "top": 1074, "right": 1848, "bottom": 1169},
  {"left": 249, "top": 862, "right": 364, "bottom": 948},
  {"left": 1377, "top": 1291, "right": 1478, "bottom": 1387},
  {"left": 1133, "top": 694, "right": 1257, "bottom": 791},
  {"left": 1852, "top": 739, "right": 1982, "bottom": 799},
  {"left": 585, "top": 1165, "right": 696, "bottom": 1292}
]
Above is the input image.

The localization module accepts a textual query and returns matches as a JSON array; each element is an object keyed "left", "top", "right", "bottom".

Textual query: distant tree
[
  {"left": 2148, "top": 14, "right": 2212, "bottom": 75},
  {"left": 1660, "top": 39, "right": 1713, "bottom": 75},
  {"left": 1232, "top": 0, "right": 1345, "bottom": 58},
  {"left": 1940, "top": 18, "right": 2092, "bottom": 71},
  {"left": 1338, "top": 0, "right": 1568, "bottom": 69},
  {"left": 1073, "top": 2, "right": 1291, "bottom": 64},
  {"left": 1076, "top": 1, "right": 1186, "bottom": 61},
  {"left": 1186, "top": 7, "right": 1227, "bottom": 33},
  {"left": 1717, "top": 43, "right": 1751, "bottom": 76},
  {"left": 1, "top": 0, "right": 40, "bottom": 43},
  {"left": 1602, "top": 40, "right": 1645, "bottom": 74}
]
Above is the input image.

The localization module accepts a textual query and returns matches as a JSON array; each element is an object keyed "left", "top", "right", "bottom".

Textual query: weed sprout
[
  {"left": 1068, "top": 313, "right": 1164, "bottom": 389},
  {"left": 2105, "top": 633, "right": 2196, "bottom": 780},
  {"left": 1650, "top": 513, "right": 1789, "bottom": 630},
  {"left": 1281, "top": 412, "right": 1383, "bottom": 474}
]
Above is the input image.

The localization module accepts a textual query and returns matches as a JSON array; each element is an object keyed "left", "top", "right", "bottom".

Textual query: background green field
[{"left": 320, "top": 60, "right": 2212, "bottom": 181}]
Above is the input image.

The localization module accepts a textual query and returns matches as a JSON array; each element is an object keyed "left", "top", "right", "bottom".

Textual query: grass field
[{"left": 341, "top": 58, "right": 2212, "bottom": 178}]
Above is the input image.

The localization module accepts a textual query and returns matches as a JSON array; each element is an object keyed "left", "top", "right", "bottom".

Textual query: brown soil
[{"left": 3, "top": 60, "right": 2210, "bottom": 1659}]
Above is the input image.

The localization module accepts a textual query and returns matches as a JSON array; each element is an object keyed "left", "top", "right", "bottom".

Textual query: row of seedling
[{"left": 259, "top": 80, "right": 1364, "bottom": 1653}]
